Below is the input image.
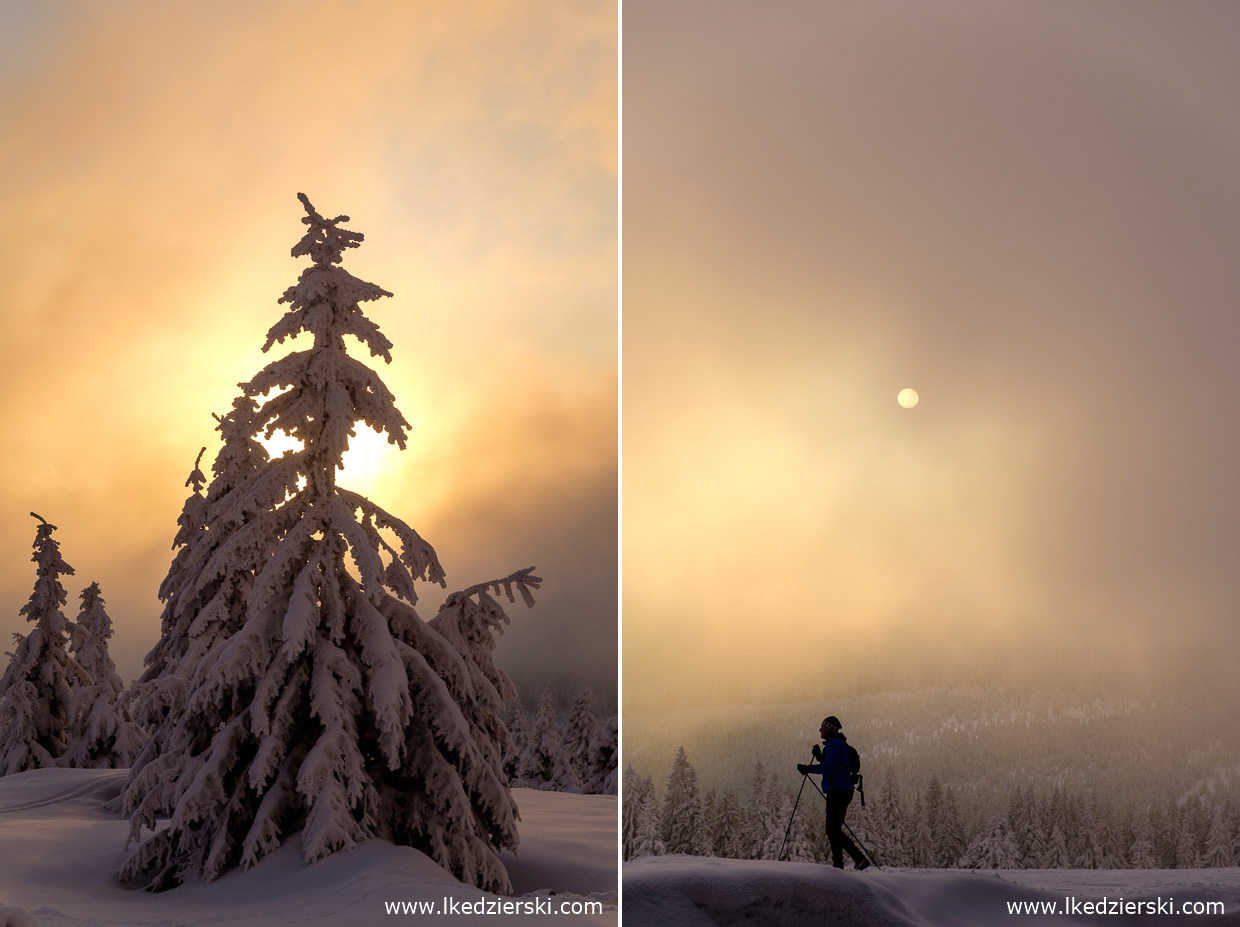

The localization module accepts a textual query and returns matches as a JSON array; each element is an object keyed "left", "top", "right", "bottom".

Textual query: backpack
[
  {"left": 846, "top": 744, "right": 861, "bottom": 781},
  {"left": 846, "top": 744, "right": 865, "bottom": 806}
]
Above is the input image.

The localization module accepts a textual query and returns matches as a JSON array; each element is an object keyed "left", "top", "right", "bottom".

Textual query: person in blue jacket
[{"left": 797, "top": 715, "right": 869, "bottom": 870}]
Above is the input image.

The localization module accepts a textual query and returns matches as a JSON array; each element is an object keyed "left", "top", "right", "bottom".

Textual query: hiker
[{"left": 798, "top": 715, "right": 869, "bottom": 870}]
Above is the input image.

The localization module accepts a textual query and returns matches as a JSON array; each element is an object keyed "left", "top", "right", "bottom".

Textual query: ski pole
[
  {"left": 808, "top": 777, "right": 883, "bottom": 870},
  {"left": 777, "top": 771, "right": 811, "bottom": 862}
]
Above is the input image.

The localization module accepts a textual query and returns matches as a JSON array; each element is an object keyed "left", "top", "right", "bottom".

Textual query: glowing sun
[{"left": 897, "top": 387, "right": 920, "bottom": 409}]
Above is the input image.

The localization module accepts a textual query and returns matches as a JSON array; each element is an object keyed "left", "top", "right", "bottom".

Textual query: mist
[
  {"left": 0, "top": 1, "right": 617, "bottom": 710},
  {"left": 624, "top": 0, "right": 1240, "bottom": 716}
]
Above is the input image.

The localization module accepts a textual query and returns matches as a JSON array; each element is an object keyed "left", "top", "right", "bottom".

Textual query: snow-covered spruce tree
[
  {"left": 120, "top": 195, "right": 531, "bottom": 894},
  {"left": 518, "top": 684, "right": 575, "bottom": 789},
  {"left": 0, "top": 514, "right": 89, "bottom": 774},
  {"left": 662, "top": 746, "right": 707, "bottom": 855},
  {"left": 621, "top": 767, "right": 665, "bottom": 860},
  {"left": 428, "top": 569, "right": 540, "bottom": 794},
  {"left": 960, "top": 812, "right": 1021, "bottom": 869},
  {"left": 744, "top": 761, "right": 776, "bottom": 860},
  {"left": 710, "top": 787, "right": 746, "bottom": 859},
  {"left": 584, "top": 715, "right": 617, "bottom": 795},
  {"left": 501, "top": 700, "right": 527, "bottom": 783},
  {"left": 562, "top": 687, "right": 598, "bottom": 785},
  {"left": 130, "top": 402, "right": 272, "bottom": 778},
  {"left": 64, "top": 582, "right": 147, "bottom": 768}
]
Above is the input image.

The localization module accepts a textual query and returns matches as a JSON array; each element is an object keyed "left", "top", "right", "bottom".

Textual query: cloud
[{"left": 0, "top": 1, "right": 616, "bottom": 695}]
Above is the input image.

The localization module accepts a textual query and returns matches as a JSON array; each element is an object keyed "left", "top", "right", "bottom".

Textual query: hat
[{"left": 822, "top": 716, "right": 841, "bottom": 730}]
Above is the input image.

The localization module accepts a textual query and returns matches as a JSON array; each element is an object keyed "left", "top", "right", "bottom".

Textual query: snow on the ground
[
  {"left": 624, "top": 855, "right": 1240, "bottom": 926},
  {"left": 0, "top": 768, "right": 616, "bottom": 926}
]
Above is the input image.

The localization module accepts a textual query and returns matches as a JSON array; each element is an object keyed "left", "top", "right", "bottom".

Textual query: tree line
[{"left": 625, "top": 747, "right": 1240, "bottom": 869}]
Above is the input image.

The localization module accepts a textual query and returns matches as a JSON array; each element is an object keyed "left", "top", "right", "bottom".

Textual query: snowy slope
[
  {"left": 0, "top": 768, "right": 616, "bottom": 926},
  {"left": 624, "top": 856, "right": 1240, "bottom": 926}
]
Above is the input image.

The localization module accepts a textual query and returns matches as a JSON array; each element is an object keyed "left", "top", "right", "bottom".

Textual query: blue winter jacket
[{"left": 808, "top": 733, "right": 854, "bottom": 792}]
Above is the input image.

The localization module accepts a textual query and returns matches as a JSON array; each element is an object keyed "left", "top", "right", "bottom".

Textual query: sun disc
[{"left": 897, "top": 387, "right": 920, "bottom": 409}]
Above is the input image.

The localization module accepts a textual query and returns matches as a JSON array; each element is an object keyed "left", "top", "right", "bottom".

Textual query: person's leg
[
  {"left": 824, "top": 790, "right": 847, "bottom": 867},
  {"left": 826, "top": 790, "right": 865, "bottom": 867}
]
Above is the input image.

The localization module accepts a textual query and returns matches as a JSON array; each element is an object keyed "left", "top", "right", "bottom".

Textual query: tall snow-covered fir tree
[
  {"left": 0, "top": 514, "right": 89, "bottom": 775},
  {"left": 120, "top": 195, "right": 535, "bottom": 894},
  {"left": 64, "top": 582, "right": 147, "bottom": 768}
]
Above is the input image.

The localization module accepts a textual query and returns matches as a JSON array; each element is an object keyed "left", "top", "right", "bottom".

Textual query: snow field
[
  {"left": 623, "top": 855, "right": 1240, "bottom": 926},
  {"left": 0, "top": 768, "right": 616, "bottom": 926}
]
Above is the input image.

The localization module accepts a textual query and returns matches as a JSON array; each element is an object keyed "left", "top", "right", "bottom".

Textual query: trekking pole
[
  {"left": 777, "top": 771, "right": 811, "bottom": 862},
  {"left": 842, "top": 820, "right": 882, "bottom": 870},
  {"left": 809, "top": 778, "right": 884, "bottom": 870}
]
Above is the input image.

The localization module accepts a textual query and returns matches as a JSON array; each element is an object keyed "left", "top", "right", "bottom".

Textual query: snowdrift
[
  {"left": 623, "top": 855, "right": 1240, "bottom": 926},
  {"left": 0, "top": 768, "right": 615, "bottom": 926}
]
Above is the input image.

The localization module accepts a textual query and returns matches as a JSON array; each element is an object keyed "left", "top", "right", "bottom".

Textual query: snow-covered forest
[
  {"left": 0, "top": 196, "right": 612, "bottom": 909},
  {"left": 625, "top": 683, "right": 1240, "bottom": 870}
]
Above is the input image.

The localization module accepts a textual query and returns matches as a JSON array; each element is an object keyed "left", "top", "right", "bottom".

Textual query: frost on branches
[
  {"left": 0, "top": 514, "right": 89, "bottom": 775},
  {"left": 63, "top": 582, "right": 147, "bottom": 768},
  {"left": 120, "top": 196, "right": 535, "bottom": 895}
]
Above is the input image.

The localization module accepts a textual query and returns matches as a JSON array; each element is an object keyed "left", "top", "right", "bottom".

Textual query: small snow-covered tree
[
  {"left": 1127, "top": 806, "right": 1157, "bottom": 869},
  {"left": 960, "top": 812, "right": 1021, "bottom": 869},
  {"left": 428, "top": 569, "right": 540, "bottom": 791},
  {"left": 622, "top": 766, "right": 665, "bottom": 860},
  {"left": 119, "top": 195, "right": 534, "bottom": 894},
  {"left": 63, "top": 583, "right": 146, "bottom": 768},
  {"left": 934, "top": 786, "right": 967, "bottom": 868},
  {"left": 907, "top": 794, "right": 934, "bottom": 867},
  {"left": 1201, "top": 805, "right": 1236, "bottom": 868},
  {"left": 502, "top": 700, "right": 528, "bottom": 783},
  {"left": 663, "top": 746, "right": 707, "bottom": 855},
  {"left": 711, "top": 788, "right": 746, "bottom": 859},
  {"left": 875, "top": 767, "right": 908, "bottom": 866},
  {"left": 562, "top": 687, "right": 599, "bottom": 784},
  {"left": 0, "top": 514, "right": 90, "bottom": 775},
  {"left": 129, "top": 416, "right": 268, "bottom": 777},
  {"left": 584, "top": 715, "right": 617, "bottom": 795},
  {"left": 1042, "top": 823, "right": 1072, "bottom": 869},
  {"left": 744, "top": 761, "right": 777, "bottom": 860},
  {"left": 519, "top": 684, "right": 575, "bottom": 789}
]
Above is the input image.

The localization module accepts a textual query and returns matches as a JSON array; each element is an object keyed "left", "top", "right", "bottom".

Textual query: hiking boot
[{"left": 853, "top": 858, "right": 870, "bottom": 871}]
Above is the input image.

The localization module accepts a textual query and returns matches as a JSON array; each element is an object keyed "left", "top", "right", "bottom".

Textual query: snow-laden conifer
[
  {"left": 518, "top": 684, "right": 575, "bottom": 789},
  {"left": 130, "top": 420, "right": 268, "bottom": 777},
  {"left": 120, "top": 195, "right": 531, "bottom": 894},
  {"left": 960, "top": 812, "right": 1021, "bottom": 869},
  {"left": 428, "top": 569, "right": 539, "bottom": 794},
  {"left": 584, "top": 715, "right": 617, "bottom": 795},
  {"left": 1127, "top": 805, "right": 1157, "bottom": 868},
  {"left": 876, "top": 767, "right": 908, "bottom": 866},
  {"left": 502, "top": 700, "right": 527, "bottom": 783},
  {"left": 663, "top": 746, "right": 707, "bottom": 856},
  {"left": 1202, "top": 804, "right": 1237, "bottom": 868},
  {"left": 562, "top": 687, "right": 599, "bottom": 785},
  {"left": 625, "top": 770, "right": 665, "bottom": 860},
  {"left": 0, "top": 515, "right": 89, "bottom": 774},
  {"left": 710, "top": 787, "right": 746, "bottom": 859},
  {"left": 64, "top": 583, "right": 146, "bottom": 768},
  {"left": 744, "top": 761, "right": 776, "bottom": 860},
  {"left": 934, "top": 786, "right": 966, "bottom": 868}
]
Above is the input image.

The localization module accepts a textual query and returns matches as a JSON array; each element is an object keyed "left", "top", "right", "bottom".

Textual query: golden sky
[
  {"left": 625, "top": 1, "right": 1240, "bottom": 707},
  {"left": 0, "top": 1, "right": 617, "bottom": 702}
]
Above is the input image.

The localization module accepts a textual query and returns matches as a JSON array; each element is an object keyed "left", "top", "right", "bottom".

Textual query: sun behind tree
[{"left": 121, "top": 195, "right": 537, "bottom": 894}]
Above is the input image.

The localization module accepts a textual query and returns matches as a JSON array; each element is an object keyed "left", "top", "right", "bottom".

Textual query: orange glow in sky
[{"left": 0, "top": 2, "right": 617, "bottom": 698}]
